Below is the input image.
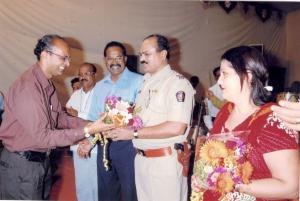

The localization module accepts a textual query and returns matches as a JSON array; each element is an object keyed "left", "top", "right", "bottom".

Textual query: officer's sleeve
[{"left": 166, "top": 78, "right": 195, "bottom": 124}]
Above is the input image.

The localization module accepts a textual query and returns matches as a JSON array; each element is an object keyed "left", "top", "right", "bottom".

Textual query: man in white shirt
[
  {"left": 66, "top": 62, "right": 98, "bottom": 201},
  {"left": 204, "top": 67, "right": 225, "bottom": 129}
]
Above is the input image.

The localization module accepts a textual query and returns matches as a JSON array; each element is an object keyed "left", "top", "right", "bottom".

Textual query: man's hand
[
  {"left": 87, "top": 114, "right": 115, "bottom": 134},
  {"left": 66, "top": 107, "right": 78, "bottom": 117},
  {"left": 103, "top": 127, "right": 134, "bottom": 141},
  {"left": 77, "top": 139, "right": 92, "bottom": 158},
  {"left": 271, "top": 101, "right": 300, "bottom": 131}
]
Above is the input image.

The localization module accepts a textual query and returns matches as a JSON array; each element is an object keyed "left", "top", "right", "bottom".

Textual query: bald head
[{"left": 78, "top": 62, "right": 97, "bottom": 92}]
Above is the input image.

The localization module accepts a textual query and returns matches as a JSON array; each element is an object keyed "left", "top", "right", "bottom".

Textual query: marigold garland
[
  {"left": 98, "top": 134, "right": 109, "bottom": 171},
  {"left": 90, "top": 133, "right": 109, "bottom": 171}
]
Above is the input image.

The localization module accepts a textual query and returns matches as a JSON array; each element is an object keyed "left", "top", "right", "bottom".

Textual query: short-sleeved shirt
[
  {"left": 66, "top": 87, "right": 95, "bottom": 152},
  {"left": 204, "top": 102, "right": 299, "bottom": 201},
  {"left": 66, "top": 88, "right": 94, "bottom": 120},
  {"left": 133, "top": 65, "right": 195, "bottom": 149},
  {"left": 0, "top": 64, "right": 87, "bottom": 152},
  {"left": 87, "top": 67, "right": 143, "bottom": 121}
]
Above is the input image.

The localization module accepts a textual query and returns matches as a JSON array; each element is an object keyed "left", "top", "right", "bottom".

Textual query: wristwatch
[
  {"left": 84, "top": 126, "right": 90, "bottom": 138},
  {"left": 133, "top": 130, "right": 139, "bottom": 139}
]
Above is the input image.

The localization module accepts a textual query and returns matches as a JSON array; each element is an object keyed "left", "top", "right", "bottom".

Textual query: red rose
[
  {"left": 127, "top": 107, "right": 134, "bottom": 113},
  {"left": 128, "top": 119, "right": 134, "bottom": 126}
]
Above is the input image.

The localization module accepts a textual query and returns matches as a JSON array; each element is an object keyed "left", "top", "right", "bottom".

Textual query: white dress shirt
[{"left": 66, "top": 87, "right": 95, "bottom": 152}]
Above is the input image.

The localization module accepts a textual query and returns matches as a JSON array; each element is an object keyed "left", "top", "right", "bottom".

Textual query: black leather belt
[{"left": 14, "top": 151, "right": 49, "bottom": 162}]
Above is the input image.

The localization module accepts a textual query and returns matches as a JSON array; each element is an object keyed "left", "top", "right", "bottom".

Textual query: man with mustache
[
  {"left": 79, "top": 41, "right": 142, "bottom": 201},
  {"left": 66, "top": 62, "right": 98, "bottom": 201},
  {"left": 106, "top": 34, "right": 195, "bottom": 201},
  {"left": 0, "top": 34, "right": 114, "bottom": 200}
]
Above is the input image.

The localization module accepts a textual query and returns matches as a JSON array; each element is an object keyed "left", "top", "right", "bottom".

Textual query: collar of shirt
[
  {"left": 144, "top": 64, "right": 171, "bottom": 83},
  {"left": 103, "top": 67, "right": 131, "bottom": 85},
  {"left": 80, "top": 87, "right": 93, "bottom": 95},
  {"left": 32, "top": 63, "right": 55, "bottom": 94}
]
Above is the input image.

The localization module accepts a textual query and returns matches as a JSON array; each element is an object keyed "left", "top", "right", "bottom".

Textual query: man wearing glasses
[
  {"left": 106, "top": 34, "right": 195, "bottom": 201},
  {"left": 65, "top": 62, "right": 98, "bottom": 201},
  {"left": 79, "top": 41, "right": 142, "bottom": 201},
  {"left": 0, "top": 34, "right": 114, "bottom": 200}
]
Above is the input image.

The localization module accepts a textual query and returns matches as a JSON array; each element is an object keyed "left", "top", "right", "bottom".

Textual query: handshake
[
  {"left": 77, "top": 114, "right": 139, "bottom": 158},
  {"left": 82, "top": 113, "right": 138, "bottom": 140},
  {"left": 77, "top": 96, "right": 143, "bottom": 158}
]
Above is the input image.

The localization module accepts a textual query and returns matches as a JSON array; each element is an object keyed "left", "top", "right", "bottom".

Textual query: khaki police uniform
[{"left": 133, "top": 65, "right": 195, "bottom": 201}]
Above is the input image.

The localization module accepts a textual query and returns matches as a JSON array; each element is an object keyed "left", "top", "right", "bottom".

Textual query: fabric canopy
[{"left": 0, "top": 0, "right": 286, "bottom": 104}]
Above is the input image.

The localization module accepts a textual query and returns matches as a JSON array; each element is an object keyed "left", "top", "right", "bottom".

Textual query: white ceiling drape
[{"left": 0, "top": 1, "right": 285, "bottom": 104}]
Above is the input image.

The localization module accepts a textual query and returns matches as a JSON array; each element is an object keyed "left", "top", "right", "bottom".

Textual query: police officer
[{"left": 106, "top": 34, "right": 194, "bottom": 201}]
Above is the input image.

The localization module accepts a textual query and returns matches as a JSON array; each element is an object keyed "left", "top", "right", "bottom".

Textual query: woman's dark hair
[
  {"left": 221, "top": 46, "right": 271, "bottom": 106},
  {"left": 144, "top": 34, "right": 170, "bottom": 60},
  {"left": 34, "top": 34, "right": 65, "bottom": 61},
  {"left": 103, "top": 41, "right": 127, "bottom": 57}
]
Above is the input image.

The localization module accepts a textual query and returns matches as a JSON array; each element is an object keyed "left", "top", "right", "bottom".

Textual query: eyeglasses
[
  {"left": 47, "top": 50, "right": 71, "bottom": 63},
  {"left": 106, "top": 56, "right": 124, "bottom": 62}
]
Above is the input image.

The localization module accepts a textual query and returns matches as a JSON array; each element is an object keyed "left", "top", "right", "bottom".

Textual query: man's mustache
[
  {"left": 141, "top": 60, "right": 148, "bottom": 64},
  {"left": 110, "top": 64, "right": 121, "bottom": 69},
  {"left": 80, "top": 78, "right": 88, "bottom": 82}
]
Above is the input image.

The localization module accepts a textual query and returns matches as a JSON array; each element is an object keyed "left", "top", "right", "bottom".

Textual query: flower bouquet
[
  {"left": 102, "top": 96, "right": 143, "bottom": 130},
  {"left": 191, "top": 131, "right": 256, "bottom": 201},
  {"left": 91, "top": 95, "right": 143, "bottom": 171}
]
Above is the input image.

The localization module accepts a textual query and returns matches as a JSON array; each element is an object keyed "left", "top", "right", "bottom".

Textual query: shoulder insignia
[{"left": 176, "top": 91, "right": 185, "bottom": 102}]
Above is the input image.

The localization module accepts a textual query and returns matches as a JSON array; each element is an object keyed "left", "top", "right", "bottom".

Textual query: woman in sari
[{"left": 204, "top": 46, "right": 299, "bottom": 201}]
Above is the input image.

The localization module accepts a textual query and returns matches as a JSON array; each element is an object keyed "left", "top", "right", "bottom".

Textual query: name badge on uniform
[
  {"left": 145, "top": 89, "right": 158, "bottom": 108},
  {"left": 176, "top": 91, "right": 185, "bottom": 102}
]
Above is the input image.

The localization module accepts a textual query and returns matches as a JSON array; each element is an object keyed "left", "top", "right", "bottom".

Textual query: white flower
[
  {"left": 120, "top": 111, "right": 129, "bottom": 117},
  {"left": 109, "top": 108, "right": 118, "bottom": 116},
  {"left": 116, "top": 101, "right": 130, "bottom": 113},
  {"left": 125, "top": 113, "right": 133, "bottom": 121},
  {"left": 204, "top": 165, "right": 214, "bottom": 174}
]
